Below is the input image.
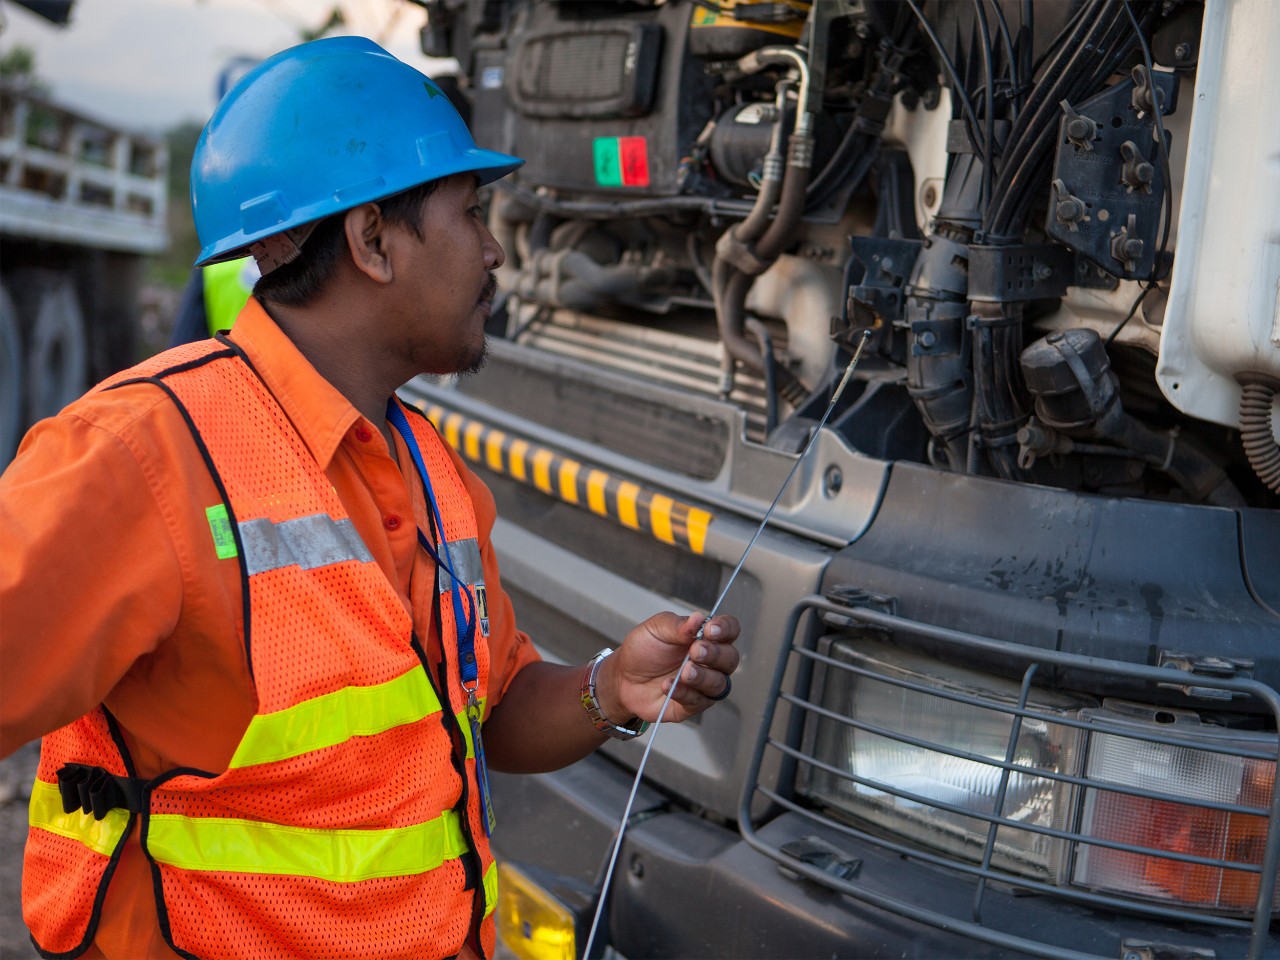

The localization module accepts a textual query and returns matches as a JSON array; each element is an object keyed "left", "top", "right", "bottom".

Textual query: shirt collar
[{"left": 227, "top": 298, "right": 362, "bottom": 469}]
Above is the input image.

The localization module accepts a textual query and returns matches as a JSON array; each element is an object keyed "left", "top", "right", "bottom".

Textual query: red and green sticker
[{"left": 593, "top": 136, "right": 650, "bottom": 188}]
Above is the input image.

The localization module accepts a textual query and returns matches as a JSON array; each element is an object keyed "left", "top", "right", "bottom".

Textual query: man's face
[{"left": 389, "top": 173, "right": 504, "bottom": 376}]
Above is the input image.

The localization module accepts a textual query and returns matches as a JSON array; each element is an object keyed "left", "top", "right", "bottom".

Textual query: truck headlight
[
  {"left": 799, "top": 639, "right": 1279, "bottom": 915},
  {"left": 803, "top": 639, "right": 1088, "bottom": 883}
]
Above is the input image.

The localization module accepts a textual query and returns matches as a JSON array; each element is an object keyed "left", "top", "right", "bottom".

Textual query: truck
[
  {"left": 399, "top": 0, "right": 1280, "bottom": 957},
  {"left": 0, "top": 67, "right": 168, "bottom": 465}
]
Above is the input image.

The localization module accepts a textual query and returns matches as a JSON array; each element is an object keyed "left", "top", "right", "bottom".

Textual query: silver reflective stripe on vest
[
  {"left": 439, "top": 537, "right": 483, "bottom": 590},
  {"left": 239, "top": 514, "right": 374, "bottom": 575}
]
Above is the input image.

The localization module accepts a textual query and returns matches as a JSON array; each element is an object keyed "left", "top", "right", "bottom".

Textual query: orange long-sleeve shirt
[{"left": 0, "top": 299, "right": 539, "bottom": 958}]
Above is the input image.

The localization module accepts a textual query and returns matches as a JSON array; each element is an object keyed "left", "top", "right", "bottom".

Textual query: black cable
[
  {"left": 995, "top": 4, "right": 1143, "bottom": 234},
  {"left": 1018, "top": 2, "right": 1035, "bottom": 113},
  {"left": 1030, "top": 0, "right": 1093, "bottom": 78},
  {"left": 1105, "top": 282, "right": 1155, "bottom": 346},
  {"left": 903, "top": 0, "right": 991, "bottom": 167},
  {"left": 973, "top": 0, "right": 996, "bottom": 214},
  {"left": 988, "top": 0, "right": 1128, "bottom": 233},
  {"left": 1122, "top": 0, "right": 1174, "bottom": 272},
  {"left": 1002, "top": 0, "right": 1104, "bottom": 162},
  {"left": 988, "top": 0, "right": 1020, "bottom": 116}
]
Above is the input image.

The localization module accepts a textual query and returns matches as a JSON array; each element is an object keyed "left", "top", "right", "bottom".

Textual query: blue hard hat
[{"left": 191, "top": 36, "right": 523, "bottom": 267}]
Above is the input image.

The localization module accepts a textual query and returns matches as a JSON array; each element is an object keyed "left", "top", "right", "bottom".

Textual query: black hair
[{"left": 253, "top": 178, "right": 442, "bottom": 308}]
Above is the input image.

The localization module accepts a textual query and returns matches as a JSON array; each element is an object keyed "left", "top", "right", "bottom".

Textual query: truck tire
[
  {"left": 0, "top": 284, "right": 23, "bottom": 467},
  {"left": 25, "top": 273, "right": 88, "bottom": 424}
]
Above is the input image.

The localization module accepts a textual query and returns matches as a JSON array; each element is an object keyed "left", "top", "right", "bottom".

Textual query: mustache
[{"left": 481, "top": 272, "right": 498, "bottom": 302}]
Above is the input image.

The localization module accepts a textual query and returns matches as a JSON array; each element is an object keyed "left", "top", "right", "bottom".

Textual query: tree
[{"left": 0, "top": 43, "right": 51, "bottom": 95}]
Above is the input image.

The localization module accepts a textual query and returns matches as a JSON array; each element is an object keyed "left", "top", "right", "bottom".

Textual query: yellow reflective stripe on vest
[
  {"left": 455, "top": 697, "right": 487, "bottom": 761},
  {"left": 29, "top": 778, "right": 130, "bottom": 856},
  {"left": 230, "top": 668, "right": 444, "bottom": 768},
  {"left": 148, "top": 809, "right": 468, "bottom": 883},
  {"left": 483, "top": 860, "right": 498, "bottom": 917}
]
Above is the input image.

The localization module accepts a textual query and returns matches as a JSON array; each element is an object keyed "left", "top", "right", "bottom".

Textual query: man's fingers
[
  {"left": 675, "top": 661, "right": 733, "bottom": 698},
  {"left": 689, "top": 644, "right": 738, "bottom": 679}
]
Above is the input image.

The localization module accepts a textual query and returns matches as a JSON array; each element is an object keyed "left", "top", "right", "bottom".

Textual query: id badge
[{"left": 468, "top": 705, "right": 497, "bottom": 837}]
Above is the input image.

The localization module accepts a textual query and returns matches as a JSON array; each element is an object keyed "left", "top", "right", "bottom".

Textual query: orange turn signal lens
[{"left": 1074, "top": 722, "right": 1278, "bottom": 915}]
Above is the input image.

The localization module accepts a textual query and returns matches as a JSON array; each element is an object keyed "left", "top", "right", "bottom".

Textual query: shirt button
[
  {"left": 384, "top": 515, "right": 402, "bottom": 530},
  {"left": 355, "top": 426, "right": 373, "bottom": 442}
]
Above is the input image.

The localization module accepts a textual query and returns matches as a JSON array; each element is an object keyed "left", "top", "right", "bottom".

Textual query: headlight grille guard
[{"left": 739, "top": 595, "right": 1280, "bottom": 960}]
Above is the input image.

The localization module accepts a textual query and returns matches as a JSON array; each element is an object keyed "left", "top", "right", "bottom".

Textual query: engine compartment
[{"left": 427, "top": 0, "right": 1280, "bottom": 509}]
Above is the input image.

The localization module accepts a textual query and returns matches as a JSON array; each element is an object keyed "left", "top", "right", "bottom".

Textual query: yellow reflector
[{"left": 496, "top": 861, "right": 576, "bottom": 960}]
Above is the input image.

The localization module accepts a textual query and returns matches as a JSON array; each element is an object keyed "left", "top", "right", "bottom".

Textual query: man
[{"left": 0, "top": 37, "right": 739, "bottom": 960}]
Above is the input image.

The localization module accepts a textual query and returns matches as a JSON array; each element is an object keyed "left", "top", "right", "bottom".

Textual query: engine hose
[
  {"left": 737, "top": 171, "right": 785, "bottom": 249},
  {"left": 1240, "top": 380, "right": 1280, "bottom": 493},
  {"left": 755, "top": 134, "right": 814, "bottom": 262},
  {"left": 709, "top": 88, "right": 789, "bottom": 376},
  {"left": 714, "top": 133, "right": 815, "bottom": 377},
  {"left": 1103, "top": 414, "right": 1246, "bottom": 506},
  {"left": 971, "top": 302, "right": 1031, "bottom": 480}
]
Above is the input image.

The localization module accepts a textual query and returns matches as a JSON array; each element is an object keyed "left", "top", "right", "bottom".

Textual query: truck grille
[
  {"left": 743, "top": 595, "right": 1280, "bottom": 960},
  {"left": 506, "top": 305, "right": 775, "bottom": 444},
  {"left": 461, "top": 344, "right": 731, "bottom": 480}
]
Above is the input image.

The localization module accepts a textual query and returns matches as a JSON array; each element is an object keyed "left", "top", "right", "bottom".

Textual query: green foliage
[{"left": 0, "top": 43, "right": 51, "bottom": 95}]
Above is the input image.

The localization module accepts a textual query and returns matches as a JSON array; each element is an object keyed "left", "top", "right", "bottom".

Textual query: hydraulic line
[{"left": 713, "top": 55, "right": 816, "bottom": 396}]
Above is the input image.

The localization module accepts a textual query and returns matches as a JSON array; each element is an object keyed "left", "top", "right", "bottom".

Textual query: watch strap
[{"left": 581, "top": 648, "right": 649, "bottom": 741}]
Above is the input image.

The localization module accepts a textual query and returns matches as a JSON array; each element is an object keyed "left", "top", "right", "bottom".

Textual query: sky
[{"left": 0, "top": 0, "right": 452, "bottom": 133}]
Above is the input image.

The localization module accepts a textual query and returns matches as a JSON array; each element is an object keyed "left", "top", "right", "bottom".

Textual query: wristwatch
[{"left": 581, "top": 648, "right": 650, "bottom": 741}]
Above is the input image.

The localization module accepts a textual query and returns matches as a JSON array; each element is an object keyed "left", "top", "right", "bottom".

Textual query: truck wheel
[
  {"left": 0, "top": 284, "right": 23, "bottom": 467},
  {"left": 26, "top": 274, "right": 88, "bottom": 423}
]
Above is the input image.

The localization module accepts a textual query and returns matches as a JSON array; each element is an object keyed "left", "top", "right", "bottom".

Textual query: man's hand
[
  {"left": 483, "top": 611, "right": 740, "bottom": 773},
  {"left": 597, "top": 612, "right": 741, "bottom": 725}
]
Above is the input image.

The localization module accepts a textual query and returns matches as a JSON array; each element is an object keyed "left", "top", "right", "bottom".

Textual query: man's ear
[{"left": 344, "top": 203, "right": 395, "bottom": 284}]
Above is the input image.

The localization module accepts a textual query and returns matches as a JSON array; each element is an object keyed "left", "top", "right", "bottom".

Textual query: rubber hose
[
  {"left": 754, "top": 135, "right": 814, "bottom": 263},
  {"left": 716, "top": 268, "right": 764, "bottom": 371},
  {"left": 711, "top": 175, "right": 782, "bottom": 368},
  {"left": 716, "top": 136, "right": 815, "bottom": 375},
  {"left": 1240, "top": 381, "right": 1280, "bottom": 493}
]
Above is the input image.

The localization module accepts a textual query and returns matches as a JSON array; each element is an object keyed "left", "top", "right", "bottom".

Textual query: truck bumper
[{"left": 490, "top": 758, "right": 1276, "bottom": 960}]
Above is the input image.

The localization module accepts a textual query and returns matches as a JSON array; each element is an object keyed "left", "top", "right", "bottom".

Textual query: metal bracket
[
  {"left": 778, "top": 835, "right": 862, "bottom": 883},
  {"left": 826, "top": 585, "right": 898, "bottom": 611},
  {"left": 1157, "top": 650, "right": 1255, "bottom": 701},
  {"left": 1120, "top": 938, "right": 1216, "bottom": 960},
  {"left": 845, "top": 236, "right": 923, "bottom": 327},
  {"left": 968, "top": 243, "right": 1076, "bottom": 302},
  {"left": 1045, "top": 67, "right": 1178, "bottom": 281}
]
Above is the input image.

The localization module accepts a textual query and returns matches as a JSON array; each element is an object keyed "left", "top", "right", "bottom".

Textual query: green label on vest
[{"left": 206, "top": 504, "right": 238, "bottom": 560}]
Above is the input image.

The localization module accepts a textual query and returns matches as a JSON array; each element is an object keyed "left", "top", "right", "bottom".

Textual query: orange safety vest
[{"left": 23, "top": 338, "right": 497, "bottom": 960}]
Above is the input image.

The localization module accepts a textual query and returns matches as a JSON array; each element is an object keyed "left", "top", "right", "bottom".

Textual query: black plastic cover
[
  {"left": 822, "top": 462, "right": 1280, "bottom": 700},
  {"left": 508, "top": 21, "right": 662, "bottom": 120},
  {"left": 490, "top": 2, "right": 717, "bottom": 196}
]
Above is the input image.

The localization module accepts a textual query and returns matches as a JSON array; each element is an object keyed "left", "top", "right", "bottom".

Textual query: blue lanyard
[{"left": 385, "top": 400, "right": 478, "bottom": 689}]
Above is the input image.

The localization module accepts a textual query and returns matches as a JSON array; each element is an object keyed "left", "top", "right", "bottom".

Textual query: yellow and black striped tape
[{"left": 417, "top": 403, "right": 713, "bottom": 555}]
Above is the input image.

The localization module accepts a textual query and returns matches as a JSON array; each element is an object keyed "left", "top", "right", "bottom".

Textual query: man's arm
[
  {"left": 481, "top": 612, "right": 739, "bottom": 774},
  {"left": 0, "top": 402, "right": 183, "bottom": 755}
]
